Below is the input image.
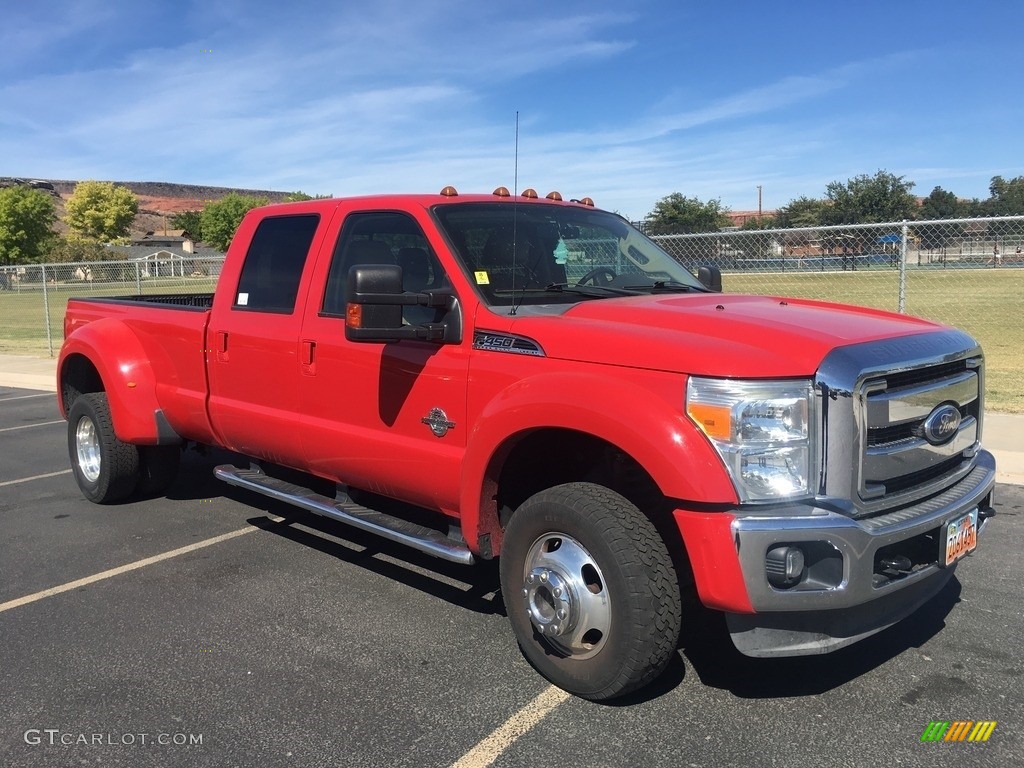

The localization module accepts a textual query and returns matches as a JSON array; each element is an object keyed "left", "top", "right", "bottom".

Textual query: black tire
[
  {"left": 499, "top": 482, "right": 682, "bottom": 700},
  {"left": 67, "top": 393, "right": 140, "bottom": 504},
  {"left": 136, "top": 444, "right": 181, "bottom": 497}
]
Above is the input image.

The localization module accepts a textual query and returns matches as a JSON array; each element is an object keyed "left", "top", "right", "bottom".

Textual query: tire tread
[
  {"left": 68, "top": 393, "right": 140, "bottom": 503},
  {"left": 500, "top": 482, "right": 682, "bottom": 700}
]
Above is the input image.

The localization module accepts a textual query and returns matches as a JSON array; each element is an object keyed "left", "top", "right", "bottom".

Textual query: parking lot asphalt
[{"left": 1, "top": 385, "right": 1021, "bottom": 768}]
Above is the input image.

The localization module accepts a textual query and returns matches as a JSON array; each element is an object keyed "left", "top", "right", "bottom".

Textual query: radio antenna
[{"left": 510, "top": 111, "right": 520, "bottom": 316}]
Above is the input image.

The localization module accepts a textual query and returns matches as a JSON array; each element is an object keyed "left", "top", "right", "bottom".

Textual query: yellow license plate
[{"left": 943, "top": 509, "right": 978, "bottom": 566}]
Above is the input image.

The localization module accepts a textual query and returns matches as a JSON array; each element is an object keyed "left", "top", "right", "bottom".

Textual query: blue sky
[{"left": 2, "top": 0, "right": 1022, "bottom": 220}]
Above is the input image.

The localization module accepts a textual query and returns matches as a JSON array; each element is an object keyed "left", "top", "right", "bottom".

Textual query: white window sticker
[{"left": 237, "top": 292, "right": 249, "bottom": 306}]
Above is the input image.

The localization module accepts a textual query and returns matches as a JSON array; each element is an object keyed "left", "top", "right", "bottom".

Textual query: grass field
[
  {"left": 726, "top": 267, "right": 1024, "bottom": 413},
  {"left": 0, "top": 277, "right": 217, "bottom": 356},
  {"left": 2, "top": 267, "right": 1020, "bottom": 412}
]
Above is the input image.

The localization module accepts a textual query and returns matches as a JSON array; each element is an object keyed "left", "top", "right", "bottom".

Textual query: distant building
[
  {"left": 106, "top": 230, "right": 223, "bottom": 277},
  {"left": 725, "top": 210, "right": 777, "bottom": 227},
  {"left": 133, "top": 229, "right": 199, "bottom": 253}
]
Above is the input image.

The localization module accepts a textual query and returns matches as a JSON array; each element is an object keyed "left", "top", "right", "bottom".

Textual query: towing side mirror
[
  {"left": 344, "top": 264, "right": 462, "bottom": 344},
  {"left": 697, "top": 265, "right": 722, "bottom": 292}
]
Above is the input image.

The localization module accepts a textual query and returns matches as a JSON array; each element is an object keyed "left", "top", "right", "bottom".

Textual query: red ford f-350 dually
[{"left": 58, "top": 188, "right": 995, "bottom": 700}]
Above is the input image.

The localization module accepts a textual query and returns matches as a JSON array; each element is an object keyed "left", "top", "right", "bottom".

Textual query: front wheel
[
  {"left": 67, "top": 393, "right": 140, "bottom": 503},
  {"left": 499, "top": 483, "right": 682, "bottom": 700}
]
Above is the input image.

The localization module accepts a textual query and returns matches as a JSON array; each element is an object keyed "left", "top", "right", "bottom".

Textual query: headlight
[{"left": 686, "top": 377, "right": 816, "bottom": 502}]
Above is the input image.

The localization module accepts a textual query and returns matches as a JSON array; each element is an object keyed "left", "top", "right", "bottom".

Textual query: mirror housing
[
  {"left": 344, "top": 264, "right": 461, "bottom": 343},
  {"left": 697, "top": 265, "right": 722, "bottom": 292}
]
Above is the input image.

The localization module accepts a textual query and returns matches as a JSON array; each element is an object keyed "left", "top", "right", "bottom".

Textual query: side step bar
[{"left": 213, "top": 464, "right": 475, "bottom": 565}]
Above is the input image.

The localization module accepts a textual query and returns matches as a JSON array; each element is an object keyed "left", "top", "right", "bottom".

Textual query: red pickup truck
[{"left": 58, "top": 188, "right": 996, "bottom": 700}]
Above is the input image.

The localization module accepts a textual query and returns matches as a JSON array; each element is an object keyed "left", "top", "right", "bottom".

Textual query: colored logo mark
[{"left": 920, "top": 721, "right": 997, "bottom": 742}]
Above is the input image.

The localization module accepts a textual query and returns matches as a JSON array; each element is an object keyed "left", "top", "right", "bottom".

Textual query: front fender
[
  {"left": 459, "top": 369, "right": 737, "bottom": 551},
  {"left": 59, "top": 319, "right": 175, "bottom": 444}
]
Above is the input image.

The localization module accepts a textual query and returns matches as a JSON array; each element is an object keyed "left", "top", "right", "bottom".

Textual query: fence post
[
  {"left": 898, "top": 221, "right": 908, "bottom": 314},
  {"left": 135, "top": 260, "right": 141, "bottom": 294},
  {"left": 41, "top": 264, "right": 54, "bottom": 357}
]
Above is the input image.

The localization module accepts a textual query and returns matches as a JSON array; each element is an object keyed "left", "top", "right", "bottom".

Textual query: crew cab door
[
  {"left": 297, "top": 208, "right": 470, "bottom": 513},
  {"left": 207, "top": 210, "right": 330, "bottom": 466}
]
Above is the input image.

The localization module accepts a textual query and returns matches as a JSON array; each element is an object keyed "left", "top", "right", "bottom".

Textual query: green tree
[
  {"left": 915, "top": 187, "right": 969, "bottom": 252},
  {"left": 45, "top": 234, "right": 110, "bottom": 263},
  {"left": 200, "top": 193, "right": 268, "bottom": 252},
  {"left": 919, "top": 186, "right": 963, "bottom": 220},
  {"left": 0, "top": 185, "right": 57, "bottom": 264},
  {"left": 169, "top": 210, "right": 203, "bottom": 241},
  {"left": 285, "top": 191, "right": 331, "bottom": 202},
  {"left": 774, "top": 196, "right": 827, "bottom": 229},
  {"left": 821, "top": 170, "right": 917, "bottom": 225},
  {"left": 64, "top": 180, "right": 138, "bottom": 242},
  {"left": 983, "top": 175, "right": 1024, "bottom": 216},
  {"left": 740, "top": 215, "right": 777, "bottom": 230},
  {"left": 644, "top": 193, "right": 731, "bottom": 234}
]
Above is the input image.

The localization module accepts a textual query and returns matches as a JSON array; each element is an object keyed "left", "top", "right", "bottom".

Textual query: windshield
[{"left": 432, "top": 202, "right": 705, "bottom": 306}]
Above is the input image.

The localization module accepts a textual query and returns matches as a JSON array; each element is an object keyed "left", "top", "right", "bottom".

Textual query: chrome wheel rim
[
  {"left": 521, "top": 532, "right": 611, "bottom": 659},
  {"left": 75, "top": 417, "right": 101, "bottom": 484}
]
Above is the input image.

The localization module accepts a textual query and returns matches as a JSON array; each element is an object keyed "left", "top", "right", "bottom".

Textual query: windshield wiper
[
  {"left": 542, "top": 282, "right": 642, "bottom": 297},
  {"left": 620, "top": 280, "right": 708, "bottom": 293}
]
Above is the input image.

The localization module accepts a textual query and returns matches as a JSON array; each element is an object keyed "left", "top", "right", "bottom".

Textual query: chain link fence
[
  {"left": 0, "top": 256, "right": 223, "bottom": 357},
  {"left": 652, "top": 215, "right": 1024, "bottom": 411},
  {"left": 1, "top": 217, "right": 1020, "bottom": 410}
]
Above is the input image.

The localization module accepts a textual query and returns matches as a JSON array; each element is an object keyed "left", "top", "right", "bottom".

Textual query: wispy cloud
[{"left": 2, "top": 2, "right": 1021, "bottom": 218}]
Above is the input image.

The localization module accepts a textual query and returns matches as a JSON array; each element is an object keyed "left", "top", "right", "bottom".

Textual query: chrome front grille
[
  {"left": 816, "top": 329, "right": 985, "bottom": 519},
  {"left": 861, "top": 364, "right": 980, "bottom": 500}
]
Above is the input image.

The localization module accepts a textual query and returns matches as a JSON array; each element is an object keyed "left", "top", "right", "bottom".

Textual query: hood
[{"left": 502, "top": 294, "right": 943, "bottom": 377}]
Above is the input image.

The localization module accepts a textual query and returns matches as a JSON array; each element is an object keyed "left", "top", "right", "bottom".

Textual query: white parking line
[
  {"left": 0, "top": 420, "right": 64, "bottom": 433},
  {"left": 0, "top": 469, "right": 72, "bottom": 488},
  {"left": 0, "top": 393, "right": 55, "bottom": 402},
  {"left": 450, "top": 685, "right": 571, "bottom": 768},
  {"left": 0, "top": 519, "right": 283, "bottom": 614}
]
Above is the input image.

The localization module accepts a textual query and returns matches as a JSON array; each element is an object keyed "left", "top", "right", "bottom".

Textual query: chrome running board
[{"left": 214, "top": 464, "right": 475, "bottom": 565}]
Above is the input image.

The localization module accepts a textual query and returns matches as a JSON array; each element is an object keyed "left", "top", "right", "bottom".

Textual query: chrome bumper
[{"left": 725, "top": 449, "right": 996, "bottom": 656}]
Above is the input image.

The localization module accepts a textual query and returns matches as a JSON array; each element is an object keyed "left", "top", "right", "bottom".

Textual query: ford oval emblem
[{"left": 922, "top": 403, "right": 961, "bottom": 445}]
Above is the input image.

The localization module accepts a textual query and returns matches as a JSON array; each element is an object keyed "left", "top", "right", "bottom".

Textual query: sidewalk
[{"left": 1, "top": 353, "right": 1020, "bottom": 485}]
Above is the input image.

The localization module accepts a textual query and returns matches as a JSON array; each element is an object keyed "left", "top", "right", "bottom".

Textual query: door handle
[
  {"left": 215, "top": 331, "right": 229, "bottom": 362},
  {"left": 301, "top": 339, "right": 316, "bottom": 375}
]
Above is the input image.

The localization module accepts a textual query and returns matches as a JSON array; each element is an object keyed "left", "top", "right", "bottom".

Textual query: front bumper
[{"left": 721, "top": 449, "right": 996, "bottom": 656}]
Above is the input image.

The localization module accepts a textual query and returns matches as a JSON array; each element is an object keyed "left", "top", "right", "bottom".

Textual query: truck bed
[
  {"left": 73, "top": 293, "right": 215, "bottom": 310},
  {"left": 62, "top": 294, "right": 215, "bottom": 444}
]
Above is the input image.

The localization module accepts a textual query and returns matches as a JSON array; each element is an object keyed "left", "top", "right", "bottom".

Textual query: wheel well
[
  {"left": 61, "top": 354, "right": 104, "bottom": 412},
  {"left": 482, "top": 429, "right": 692, "bottom": 585}
]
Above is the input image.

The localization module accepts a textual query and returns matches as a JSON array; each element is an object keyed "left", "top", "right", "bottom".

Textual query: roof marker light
[
  {"left": 545, "top": 191, "right": 563, "bottom": 201},
  {"left": 492, "top": 186, "right": 511, "bottom": 197},
  {"left": 521, "top": 188, "right": 538, "bottom": 199},
  {"left": 440, "top": 186, "right": 459, "bottom": 197}
]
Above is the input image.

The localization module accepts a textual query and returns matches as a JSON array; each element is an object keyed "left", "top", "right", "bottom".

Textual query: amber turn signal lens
[
  {"left": 346, "top": 303, "right": 362, "bottom": 328},
  {"left": 686, "top": 402, "right": 732, "bottom": 441}
]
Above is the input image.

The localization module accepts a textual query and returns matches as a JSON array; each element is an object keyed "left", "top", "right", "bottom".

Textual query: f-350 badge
[{"left": 422, "top": 408, "right": 456, "bottom": 438}]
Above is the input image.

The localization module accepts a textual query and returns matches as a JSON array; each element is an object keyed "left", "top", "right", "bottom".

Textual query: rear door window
[{"left": 234, "top": 214, "right": 320, "bottom": 313}]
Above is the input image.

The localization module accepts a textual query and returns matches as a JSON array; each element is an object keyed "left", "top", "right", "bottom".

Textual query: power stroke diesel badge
[{"left": 421, "top": 408, "right": 456, "bottom": 438}]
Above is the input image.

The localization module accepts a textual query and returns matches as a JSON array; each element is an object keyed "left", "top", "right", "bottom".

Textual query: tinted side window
[
  {"left": 322, "top": 211, "right": 447, "bottom": 324},
  {"left": 234, "top": 214, "right": 320, "bottom": 313}
]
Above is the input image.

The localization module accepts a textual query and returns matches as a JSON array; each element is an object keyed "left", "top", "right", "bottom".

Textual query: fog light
[{"left": 766, "top": 545, "right": 805, "bottom": 589}]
